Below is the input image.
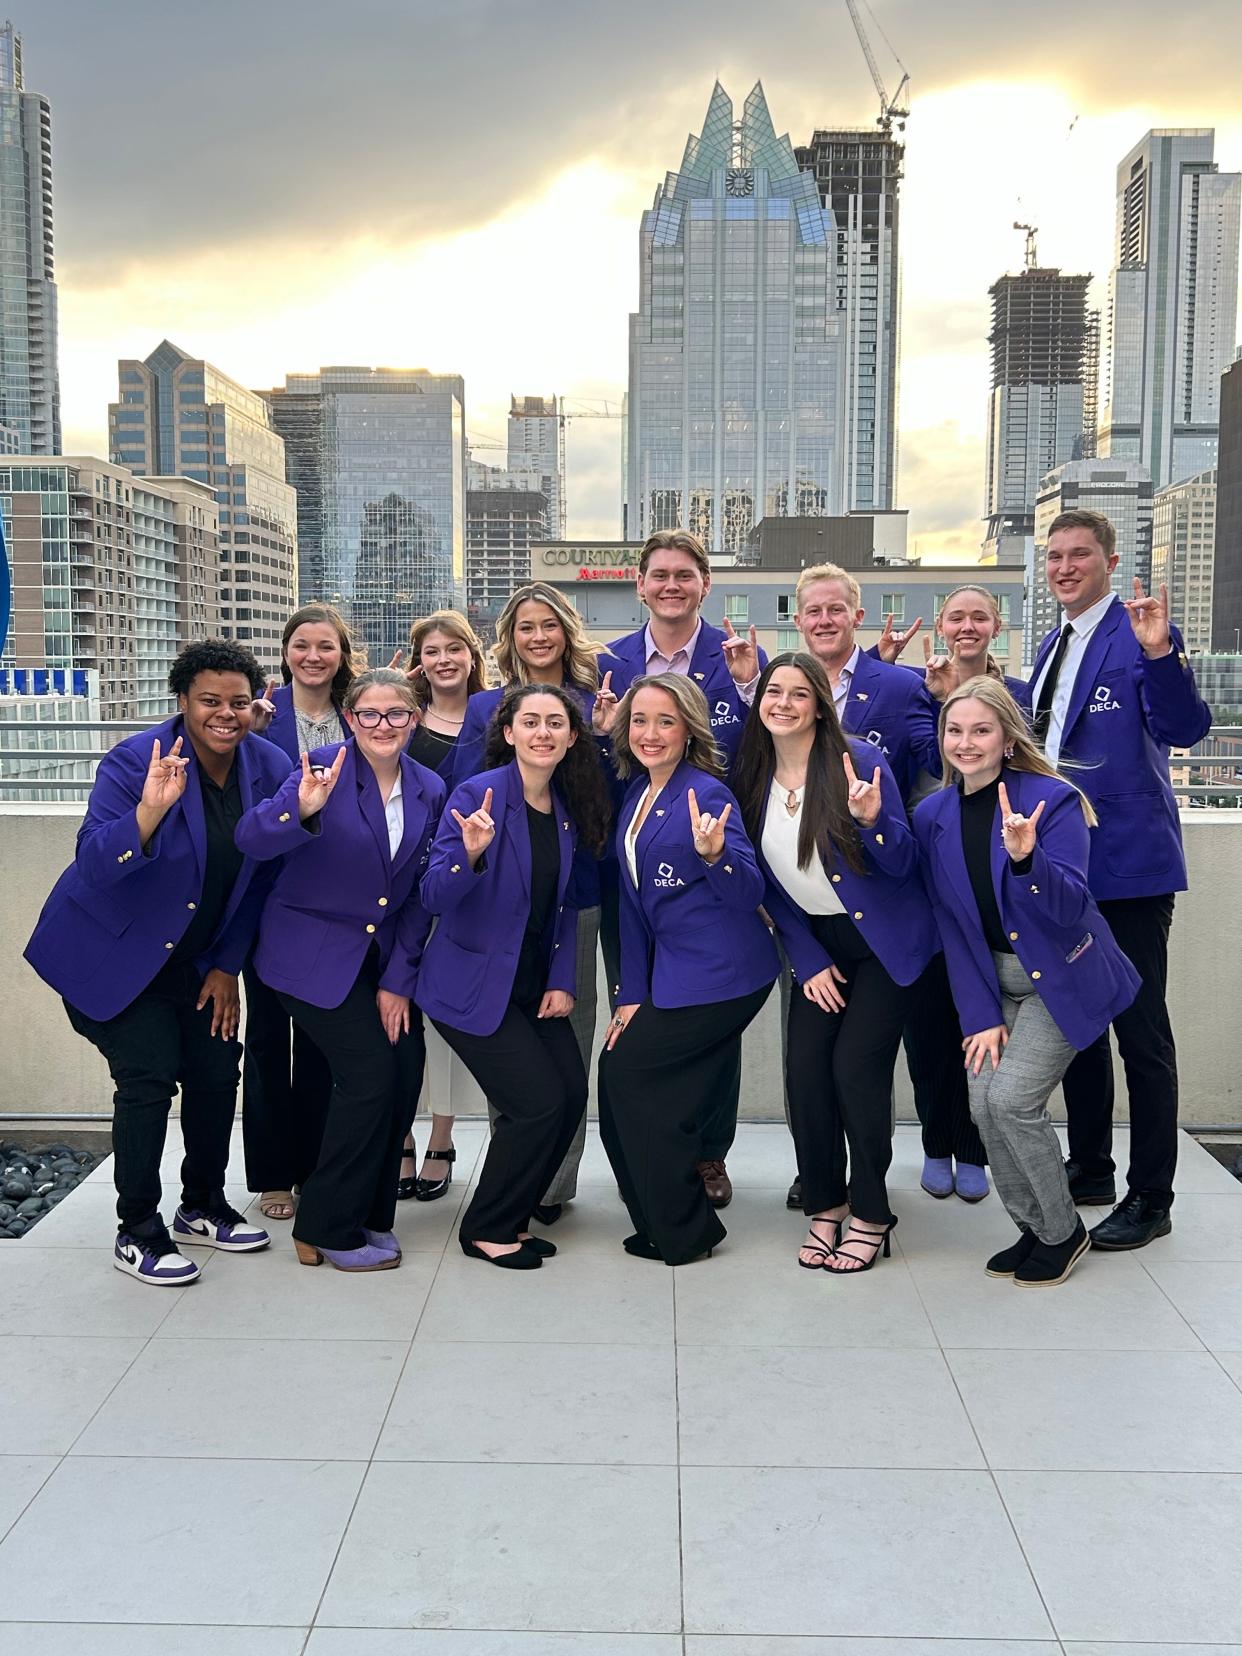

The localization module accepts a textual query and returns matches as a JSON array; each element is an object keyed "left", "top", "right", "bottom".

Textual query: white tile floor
[{"left": 2, "top": 1123, "right": 1241, "bottom": 1652}]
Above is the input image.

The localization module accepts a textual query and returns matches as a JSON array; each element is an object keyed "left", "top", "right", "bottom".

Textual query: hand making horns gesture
[
  {"left": 387, "top": 648, "right": 425, "bottom": 685},
  {"left": 297, "top": 745, "right": 347, "bottom": 821},
  {"left": 842, "top": 749, "right": 883, "bottom": 827},
  {"left": 876, "top": 612, "right": 923, "bottom": 663},
  {"left": 451, "top": 785, "right": 496, "bottom": 862},
  {"left": 591, "top": 670, "right": 620, "bottom": 736},
  {"left": 688, "top": 785, "right": 730, "bottom": 864},
  {"left": 248, "top": 678, "right": 280, "bottom": 733},
  {"left": 997, "top": 780, "right": 1045, "bottom": 862},
  {"left": 141, "top": 736, "right": 189, "bottom": 816},
  {"left": 922, "top": 635, "right": 962, "bottom": 701},
  {"left": 721, "top": 617, "right": 761, "bottom": 685},
  {"left": 1122, "top": 578, "right": 1172, "bottom": 658}
]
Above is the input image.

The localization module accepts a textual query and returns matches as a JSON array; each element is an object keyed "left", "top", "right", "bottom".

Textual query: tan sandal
[{"left": 259, "top": 1190, "right": 296, "bottom": 1221}]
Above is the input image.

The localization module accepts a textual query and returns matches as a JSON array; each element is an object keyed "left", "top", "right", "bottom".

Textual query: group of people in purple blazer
[{"left": 25, "top": 509, "right": 1211, "bottom": 1289}]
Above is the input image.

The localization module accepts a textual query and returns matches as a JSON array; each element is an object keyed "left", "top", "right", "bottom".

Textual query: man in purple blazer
[
  {"left": 25, "top": 641, "right": 293, "bottom": 1285},
  {"left": 1029, "top": 508, "right": 1212, "bottom": 1250}
]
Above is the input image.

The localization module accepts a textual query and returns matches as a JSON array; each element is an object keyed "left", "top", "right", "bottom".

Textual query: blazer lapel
[
  {"left": 500, "top": 767, "right": 531, "bottom": 896},
  {"left": 637, "top": 765, "right": 688, "bottom": 866},
  {"left": 839, "top": 649, "right": 877, "bottom": 736},
  {"left": 1061, "top": 598, "right": 1124, "bottom": 742},
  {"left": 933, "top": 793, "right": 991, "bottom": 958},
  {"left": 688, "top": 621, "right": 720, "bottom": 693},
  {"left": 551, "top": 785, "right": 574, "bottom": 902},
  {"left": 178, "top": 721, "right": 207, "bottom": 882},
  {"left": 1029, "top": 625, "right": 1060, "bottom": 687},
  {"left": 390, "top": 754, "right": 429, "bottom": 880},
  {"left": 355, "top": 747, "right": 392, "bottom": 871}
]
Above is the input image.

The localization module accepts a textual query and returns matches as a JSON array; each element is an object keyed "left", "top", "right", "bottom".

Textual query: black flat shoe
[
  {"left": 460, "top": 1239, "right": 541, "bottom": 1270},
  {"left": 1089, "top": 1192, "right": 1172, "bottom": 1251},
  {"left": 415, "top": 1147, "right": 456, "bottom": 1202},
  {"left": 1014, "top": 1218, "right": 1089, "bottom": 1286},
  {"left": 986, "top": 1230, "right": 1038, "bottom": 1278},
  {"left": 622, "top": 1232, "right": 662, "bottom": 1260},
  {"left": 1064, "top": 1159, "right": 1117, "bottom": 1207},
  {"left": 396, "top": 1152, "right": 418, "bottom": 1202},
  {"left": 532, "top": 1202, "right": 563, "bottom": 1226},
  {"left": 786, "top": 1177, "right": 802, "bottom": 1210},
  {"left": 520, "top": 1234, "right": 557, "bottom": 1258}
]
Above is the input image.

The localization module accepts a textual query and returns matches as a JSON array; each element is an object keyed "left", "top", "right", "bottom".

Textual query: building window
[
  {"left": 724, "top": 594, "right": 749, "bottom": 624},
  {"left": 777, "top": 628, "right": 801, "bottom": 652},
  {"left": 881, "top": 593, "right": 904, "bottom": 624}
]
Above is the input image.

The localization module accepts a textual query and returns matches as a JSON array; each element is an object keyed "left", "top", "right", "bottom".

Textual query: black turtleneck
[{"left": 959, "top": 776, "right": 1012, "bottom": 955}]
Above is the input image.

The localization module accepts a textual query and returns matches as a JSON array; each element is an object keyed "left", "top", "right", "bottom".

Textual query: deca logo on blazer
[
  {"left": 712, "top": 700, "right": 740, "bottom": 725},
  {"left": 864, "top": 729, "right": 890, "bottom": 754},
  {"left": 1089, "top": 684, "right": 1121, "bottom": 713},
  {"left": 654, "top": 860, "right": 685, "bottom": 889}
]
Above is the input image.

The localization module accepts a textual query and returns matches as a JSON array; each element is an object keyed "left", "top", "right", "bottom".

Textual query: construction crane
[
  {"left": 1013, "top": 221, "right": 1039, "bottom": 271},
  {"left": 843, "top": 0, "right": 910, "bottom": 134},
  {"left": 559, "top": 398, "right": 623, "bottom": 425}
]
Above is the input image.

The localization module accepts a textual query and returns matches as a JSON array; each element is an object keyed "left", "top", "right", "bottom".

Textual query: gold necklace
[{"left": 779, "top": 779, "right": 805, "bottom": 817}]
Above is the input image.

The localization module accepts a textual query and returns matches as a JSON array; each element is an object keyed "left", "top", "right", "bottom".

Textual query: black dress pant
[
  {"left": 65, "top": 961, "right": 239, "bottom": 1232},
  {"left": 435, "top": 1000, "right": 587, "bottom": 1244},
  {"left": 786, "top": 915, "right": 912, "bottom": 1225},
  {"left": 1061, "top": 892, "right": 1178, "bottom": 1207},
  {"left": 280, "top": 962, "right": 426, "bottom": 1251},
  {"left": 241, "top": 962, "right": 332, "bottom": 1193},
  {"left": 598, "top": 983, "right": 772, "bottom": 1265},
  {"left": 903, "top": 952, "right": 987, "bottom": 1166}
]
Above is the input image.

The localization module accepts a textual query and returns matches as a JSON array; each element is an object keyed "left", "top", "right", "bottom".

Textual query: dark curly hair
[
  {"left": 483, "top": 683, "right": 611, "bottom": 856},
  {"left": 169, "top": 639, "right": 265, "bottom": 698}
]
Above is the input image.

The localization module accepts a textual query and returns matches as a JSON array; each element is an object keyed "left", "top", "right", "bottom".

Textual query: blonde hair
[
  {"left": 406, "top": 609, "right": 489, "bottom": 706},
  {"left": 939, "top": 678, "right": 1098, "bottom": 827},
  {"left": 493, "top": 582, "right": 603, "bottom": 693},
  {"left": 611, "top": 674, "right": 726, "bottom": 781},
  {"left": 937, "top": 585, "right": 1006, "bottom": 682},
  {"left": 795, "top": 562, "right": 861, "bottom": 612}
]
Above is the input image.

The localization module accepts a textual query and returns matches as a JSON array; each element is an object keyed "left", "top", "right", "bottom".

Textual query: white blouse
[
  {"left": 383, "top": 771, "right": 405, "bottom": 861},
  {"left": 761, "top": 779, "right": 844, "bottom": 916},
  {"left": 625, "top": 784, "right": 661, "bottom": 886}
]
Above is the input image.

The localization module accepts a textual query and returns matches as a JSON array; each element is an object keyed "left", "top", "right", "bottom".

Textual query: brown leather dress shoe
[{"left": 697, "top": 1159, "right": 732, "bottom": 1208}]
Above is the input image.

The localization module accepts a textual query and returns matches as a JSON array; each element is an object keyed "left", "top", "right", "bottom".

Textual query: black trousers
[
  {"left": 1061, "top": 892, "right": 1178, "bottom": 1207},
  {"left": 786, "top": 915, "right": 912, "bottom": 1225},
  {"left": 903, "top": 952, "right": 987, "bottom": 1166},
  {"left": 65, "top": 961, "right": 238, "bottom": 1232},
  {"left": 436, "top": 1001, "right": 586, "bottom": 1244},
  {"left": 599, "top": 864, "right": 740, "bottom": 1162},
  {"left": 241, "top": 962, "right": 332, "bottom": 1193},
  {"left": 598, "top": 983, "right": 771, "bottom": 1265},
  {"left": 280, "top": 964, "right": 426, "bottom": 1251}
]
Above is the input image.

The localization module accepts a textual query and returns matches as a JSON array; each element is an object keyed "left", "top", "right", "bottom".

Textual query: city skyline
[{"left": 27, "top": 0, "right": 1242, "bottom": 560}]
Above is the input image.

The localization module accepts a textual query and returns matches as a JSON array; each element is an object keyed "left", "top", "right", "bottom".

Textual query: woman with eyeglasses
[{"left": 235, "top": 668, "right": 444, "bottom": 1272}]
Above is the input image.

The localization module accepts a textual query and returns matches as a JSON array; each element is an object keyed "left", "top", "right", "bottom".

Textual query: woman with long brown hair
[{"left": 734, "top": 653, "right": 938, "bottom": 1273}]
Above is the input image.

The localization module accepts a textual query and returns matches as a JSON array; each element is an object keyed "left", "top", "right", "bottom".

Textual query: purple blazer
[
  {"left": 416, "top": 763, "right": 579, "bottom": 1037},
  {"left": 234, "top": 740, "right": 444, "bottom": 1010},
  {"left": 616, "top": 761, "right": 779, "bottom": 1009},
  {"left": 605, "top": 622, "right": 765, "bottom": 765},
  {"left": 837, "top": 649, "right": 941, "bottom": 803},
  {"left": 25, "top": 716, "right": 292, "bottom": 1022},
  {"left": 254, "top": 683, "right": 345, "bottom": 766},
  {"left": 1027, "top": 598, "right": 1211, "bottom": 900},
  {"left": 871, "top": 652, "right": 1033, "bottom": 720},
  {"left": 913, "top": 768, "right": 1141, "bottom": 1050},
  {"left": 759, "top": 741, "right": 938, "bottom": 989}
]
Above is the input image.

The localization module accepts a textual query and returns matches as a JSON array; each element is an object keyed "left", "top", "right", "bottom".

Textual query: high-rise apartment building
[
  {"left": 508, "top": 397, "right": 565, "bottom": 539},
  {"left": 796, "top": 127, "right": 902, "bottom": 511},
  {"left": 0, "top": 22, "right": 60, "bottom": 454},
  {"left": 465, "top": 460, "right": 547, "bottom": 633},
  {"left": 1151, "top": 467, "right": 1216, "bottom": 654},
  {"left": 1028, "top": 460, "right": 1153, "bottom": 664},
  {"left": 0, "top": 457, "right": 218, "bottom": 719},
  {"left": 263, "top": 367, "right": 465, "bottom": 662},
  {"left": 626, "top": 82, "right": 843, "bottom": 558},
  {"left": 109, "top": 341, "right": 296, "bottom": 674},
  {"left": 983, "top": 266, "right": 1093, "bottom": 566},
  {"left": 1098, "top": 129, "right": 1240, "bottom": 489},
  {"left": 1211, "top": 357, "right": 1242, "bottom": 651}
]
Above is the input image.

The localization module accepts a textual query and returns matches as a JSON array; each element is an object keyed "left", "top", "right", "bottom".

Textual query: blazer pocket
[
  {"left": 67, "top": 886, "right": 133, "bottom": 938},
  {"left": 268, "top": 907, "right": 332, "bottom": 979},
  {"left": 425, "top": 932, "right": 488, "bottom": 1017},
  {"left": 1095, "top": 790, "right": 1176, "bottom": 878}
]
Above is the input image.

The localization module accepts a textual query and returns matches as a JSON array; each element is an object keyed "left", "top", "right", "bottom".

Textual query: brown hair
[
  {"left": 341, "top": 667, "right": 419, "bottom": 715},
  {"left": 938, "top": 678, "right": 1098, "bottom": 827},
  {"left": 638, "top": 529, "right": 711, "bottom": 580},
  {"left": 280, "top": 604, "right": 362, "bottom": 701},
  {"left": 610, "top": 674, "right": 726, "bottom": 781},
  {"left": 492, "top": 582, "right": 603, "bottom": 693},
  {"left": 481, "top": 683, "right": 611, "bottom": 856},
  {"left": 1047, "top": 509, "right": 1116, "bottom": 560},
  {"left": 406, "top": 609, "right": 488, "bottom": 706}
]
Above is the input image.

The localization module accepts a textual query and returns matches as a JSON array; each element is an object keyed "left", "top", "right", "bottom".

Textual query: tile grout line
[{"left": 672, "top": 1259, "right": 687, "bottom": 1647}]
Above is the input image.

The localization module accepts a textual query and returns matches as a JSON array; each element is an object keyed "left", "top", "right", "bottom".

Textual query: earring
[{"left": 1003, "top": 746, "right": 1014, "bottom": 759}]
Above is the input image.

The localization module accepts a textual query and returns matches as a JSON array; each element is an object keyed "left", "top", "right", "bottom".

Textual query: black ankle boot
[{"left": 1013, "top": 1218, "right": 1089, "bottom": 1287}]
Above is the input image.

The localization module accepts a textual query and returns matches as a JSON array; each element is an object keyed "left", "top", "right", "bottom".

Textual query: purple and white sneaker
[
  {"left": 173, "top": 1203, "right": 270, "bottom": 1252},
  {"left": 114, "top": 1230, "right": 201, "bottom": 1286}
]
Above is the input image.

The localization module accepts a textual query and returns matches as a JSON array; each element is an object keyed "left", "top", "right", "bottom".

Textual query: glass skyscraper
[
  {"left": 263, "top": 367, "right": 465, "bottom": 662},
  {"left": 0, "top": 22, "right": 60, "bottom": 455},
  {"left": 626, "top": 83, "right": 843, "bottom": 557}
]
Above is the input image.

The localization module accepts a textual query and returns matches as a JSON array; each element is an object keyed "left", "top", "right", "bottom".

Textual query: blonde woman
[
  {"left": 912, "top": 679, "right": 1140, "bottom": 1287},
  {"left": 448, "top": 583, "right": 619, "bottom": 1223}
]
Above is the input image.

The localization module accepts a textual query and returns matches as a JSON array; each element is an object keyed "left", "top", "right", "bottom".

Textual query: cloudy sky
[{"left": 32, "top": 0, "right": 1242, "bottom": 560}]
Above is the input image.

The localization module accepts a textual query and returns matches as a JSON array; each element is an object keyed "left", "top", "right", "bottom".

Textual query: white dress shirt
[
  {"left": 383, "top": 770, "right": 405, "bottom": 860},
  {"left": 831, "top": 645, "right": 861, "bottom": 722},
  {"left": 1031, "top": 590, "right": 1117, "bottom": 765},
  {"left": 625, "top": 784, "right": 662, "bottom": 887},
  {"left": 761, "top": 781, "right": 845, "bottom": 916},
  {"left": 642, "top": 619, "right": 759, "bottom": 705}
]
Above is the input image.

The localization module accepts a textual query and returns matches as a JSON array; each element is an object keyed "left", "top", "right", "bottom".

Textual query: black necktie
[{"left": 1034, "top": 622, "right": 1074, "bottom": 743}]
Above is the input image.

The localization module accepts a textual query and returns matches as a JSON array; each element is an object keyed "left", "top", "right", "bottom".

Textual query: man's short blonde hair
[{"left": 795, "top": 562, "right": 861, "bottom": 612}]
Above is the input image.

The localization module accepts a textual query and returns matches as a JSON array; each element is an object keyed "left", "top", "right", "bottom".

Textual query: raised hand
[
  {"left": 687, "top": 786, "right": 730, "bottom": 864},
  {"left": 450, "top": 784, "right": 496, "bottom": 863},
  {"left": 591, "top": 670, "right": 620, "bottom": 736},
  {"left": 842, "top": 750, "right": 883, "bottom": 827},
  {"left": 922, "top": 635, "right": 961, "bottom": 701},
  {"left": 997, "top": 780, "right": 1045, "bottom": 862},
  {"left": 721, "top": 618, "right": 761, "bottom": 685},
  {"left": 876, "top": 613, "right": 923, "bottom": 663},
  {"left": 1123, "top": 578, "right": 1172, "bottom": 658},
  {"left": 140, "top": 736, "right": 189, "bottom": 816},
  {"left": 296, "top": 745, "right": 347, "bottom": 821},
  {"left": 248, "top": 679, "right": 280, "bottom": 733}
]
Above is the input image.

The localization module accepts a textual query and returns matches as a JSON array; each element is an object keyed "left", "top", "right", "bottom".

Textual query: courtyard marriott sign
[{"left": 538, "top": 543, "right": 641, "bottom": 581}]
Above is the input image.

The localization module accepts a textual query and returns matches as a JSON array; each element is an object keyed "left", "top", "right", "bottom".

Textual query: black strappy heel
[
  {"left": 825, "top": 1215, "right": 897, "bottom": 1275},
  {"left": 414, "top": 1146, "right": 456, "bottom": 1202},
  {"left": 797, "top": 1215, "right": 844, "bottom": 1270}
]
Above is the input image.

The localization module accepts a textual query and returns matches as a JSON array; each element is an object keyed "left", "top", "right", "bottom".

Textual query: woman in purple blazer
[
  {"left": 417, "top": 684, "right": 610, "bottom": 1270},
  {"left": 733, "top": 653, "right": 939, "bottom": 1274},
  {"left": 24, "top": 640, "right": 290, "bottom": 1287},
  {"left": 235, "top": 668, "right": 444, "bottom": 1273},
  {"left": 913, "top": 678, "right": 1141, "bottom": 1288},
  {"left": 241, "top": 602, "right": 362, "bottom": 1223},
  {"left": 598, "top": 675, "right": 779, "bottom": 1266}
]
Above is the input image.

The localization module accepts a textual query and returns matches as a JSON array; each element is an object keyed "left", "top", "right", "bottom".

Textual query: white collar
[
  {"left": 385, "top": 769, "right": 404, "bottom": 804},
  {"left": 644, "top": 617, "right": 702, "bottom": 665},
  {"left": 1064, "top": 589, "right": 1116, "bottom": 639}
]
